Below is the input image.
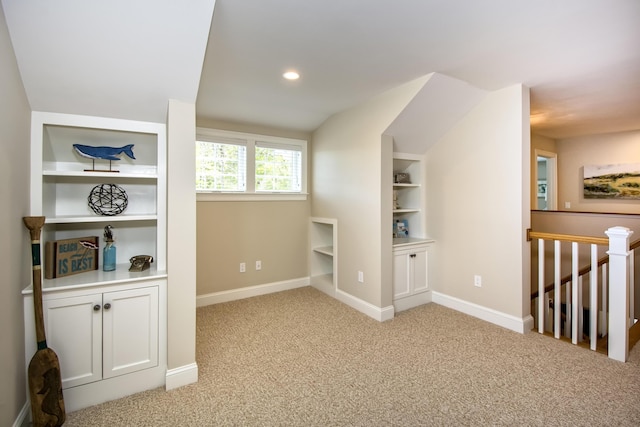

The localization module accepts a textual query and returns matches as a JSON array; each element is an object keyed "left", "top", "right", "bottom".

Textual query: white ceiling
[
  {"left": 197, "top": 0, "right": 640, "bottom": 139},
  {"left": 1, "top": 0, "right": 215, "bottom": 123},
  {"left": 3, "top": 0, "right": 640, "bottom": 140}
]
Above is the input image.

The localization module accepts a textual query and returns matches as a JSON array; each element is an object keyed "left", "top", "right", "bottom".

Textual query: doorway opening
[{"left": 535, "top": 149, "right": 557, "bottom": 210}]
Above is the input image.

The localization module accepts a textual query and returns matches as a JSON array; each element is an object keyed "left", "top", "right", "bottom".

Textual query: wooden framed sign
[{"left": 44, "top": 236, "right": 99, "bottom": 279}]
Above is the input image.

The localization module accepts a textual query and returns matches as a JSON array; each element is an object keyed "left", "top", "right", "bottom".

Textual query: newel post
[{"left": 605, "top": 226, "right": 633, "bottom": 362}]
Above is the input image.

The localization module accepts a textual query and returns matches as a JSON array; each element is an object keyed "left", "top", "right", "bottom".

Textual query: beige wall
[
  {"left": 0, "top": 3, "right": 31, "bottom": 424},
  {"left": 426, "top": 84, "right": 531, "bottom": 319},
  {"left": 197, "top": 201, "right": 310, "bottom": 293},
  {"left": 194, "top": 120, "right": 312, "bottom": 296},
  {"left": 311, "top": 76, "right": 428, "bottom": 308},
  {"left": 557, "top": 130, "right": 640, "bottom": 214}
]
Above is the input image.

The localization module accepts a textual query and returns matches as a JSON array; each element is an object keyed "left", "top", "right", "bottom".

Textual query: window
[{"left": 196, "top": 128, "right": 307, "bottom": 201}]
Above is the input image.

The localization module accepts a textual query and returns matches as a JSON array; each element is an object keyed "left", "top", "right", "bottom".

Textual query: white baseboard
[
  {"left": 196, "top": 276, "right": 395, "bottom": 322},
  {"left": 335, "top": 289, "right": 395, "bottom": 322},
  {"left": 432, "top": 291, "right": 534, "bottom": 334},
  {"left": 196, "top": 277, "right": 309, "bottom": 307},
  {"left": 13, "top": 402, "right": 29, "bottom": 427},
  {"left": 394, "top": 291, "right": 432, "bottom": 313},
  {"left": 165, "top": 362, "right": 198, "bottom": 391}
]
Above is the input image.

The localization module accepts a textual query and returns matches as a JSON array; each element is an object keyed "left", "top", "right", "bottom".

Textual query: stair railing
[{"left": 527, "top": 226, "right": 635, "bottom": 362}]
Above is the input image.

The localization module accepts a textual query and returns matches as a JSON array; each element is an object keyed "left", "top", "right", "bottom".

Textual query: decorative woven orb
[{"left": 88, "top": 184, "right": 128, "bottom": 216}]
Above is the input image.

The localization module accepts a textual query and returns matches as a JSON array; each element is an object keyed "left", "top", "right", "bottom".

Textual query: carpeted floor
[{"left": 65, "top": 286, "right": 640, "bottom": 426}]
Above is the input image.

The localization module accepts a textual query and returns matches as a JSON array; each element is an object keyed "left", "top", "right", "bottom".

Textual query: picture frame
[
  {"left": 584, "top": 163, "right": 640, "bottom": 199},
  {"left": 537, "top": 180, "right": 547, "bottom": 197}
]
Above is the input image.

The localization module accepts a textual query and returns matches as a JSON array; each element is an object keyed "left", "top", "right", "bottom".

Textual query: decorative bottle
[{"left": 103, "top": 225, "right": 116, "bottom": 271}]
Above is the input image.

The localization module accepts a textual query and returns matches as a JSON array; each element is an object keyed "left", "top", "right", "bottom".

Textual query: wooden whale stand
[{"left": 23, "top": 216, "right": 66, "bottom": 427}]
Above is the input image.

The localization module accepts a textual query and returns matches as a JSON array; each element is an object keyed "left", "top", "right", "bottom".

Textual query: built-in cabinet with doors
[
  {"left": 392, "top": 152, "right": 434, "bottom": 312},
  {"left": 22, "top": 112, "right": 167, "bottom": 412}
]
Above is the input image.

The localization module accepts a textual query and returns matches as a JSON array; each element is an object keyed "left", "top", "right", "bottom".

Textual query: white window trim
[{"left": 196, "top": 127, "right": 308, "bottom": 202}]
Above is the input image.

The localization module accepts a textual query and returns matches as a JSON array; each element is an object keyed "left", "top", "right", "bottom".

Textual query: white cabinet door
[
  {"left": 393, "top": 244, "right": 429, "bottom": 301},
  {"left": 44, "top": 294, "right": 102, "bottom": 389},
  {"left": 103, "top": 286, "right": 159, "bottom": 379},
  {"left": 393, "top": 250, "right": 411, "bottom": 299},
  {"left": 411, "top": 246, "right": 428, "bottom": 294}
]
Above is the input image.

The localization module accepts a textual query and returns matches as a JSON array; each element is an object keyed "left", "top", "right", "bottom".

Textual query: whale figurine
[{"left": 73, "top": 144, "right": 136, "bottom": 161}]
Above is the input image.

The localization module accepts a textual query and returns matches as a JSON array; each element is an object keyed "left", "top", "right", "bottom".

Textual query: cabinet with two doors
[
  {"left": 393, "top": 239, "right": 434, "bottom": 312},
  {"left": 22, "top": 278, "right": 166, "bottom": 412}
]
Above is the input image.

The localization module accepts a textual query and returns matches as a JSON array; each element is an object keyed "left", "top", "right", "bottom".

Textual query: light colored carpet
[{"left": 65, "top": 286, "right": 640, "bottom": 426}]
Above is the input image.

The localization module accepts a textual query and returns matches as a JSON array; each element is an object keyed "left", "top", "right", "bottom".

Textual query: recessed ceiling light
[{"left": 283, "top": 71, "right": 300, "bottom": 80}]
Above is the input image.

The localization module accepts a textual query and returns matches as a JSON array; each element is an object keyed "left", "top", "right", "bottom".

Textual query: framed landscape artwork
[{"left": 583, "top": 163, "right": 640, "bottom": 199}]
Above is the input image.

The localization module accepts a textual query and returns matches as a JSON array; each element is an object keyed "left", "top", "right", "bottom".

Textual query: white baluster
[
  {"left": 629, "top": 249, "right": 635, "bottom": 326},
  {"left": 545, "top": 291, "right": 552, "bottom": 333},
  {"left": 600, "top": 264, "right": 608, "bottom": 337},
  {"left": 590, "top": 244, "right": 598, "bottom": 351},
  {"left": 605, "top": 226, "right": 633, "bottom": 362},
  {"left": 538, "top": 239, "right": 545, "bottom": 334},
  {"left": 572, "top": 242, "right": 579, "bottom": 344},
  {"left": 554, "top": 240, "right": 561, "bottom": 339}
]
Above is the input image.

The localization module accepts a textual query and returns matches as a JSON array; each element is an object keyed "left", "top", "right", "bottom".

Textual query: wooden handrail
[
  {"left": 529, "top": 230, "right": 640, "bottom": 300},
  {"left": 526, "top": 229, "right": 609, "bottom": 246}
]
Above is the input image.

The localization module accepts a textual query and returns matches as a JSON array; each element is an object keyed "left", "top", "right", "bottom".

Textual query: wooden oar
[{"left": 23, "top": 216, "right": 65, "bottom": 427}]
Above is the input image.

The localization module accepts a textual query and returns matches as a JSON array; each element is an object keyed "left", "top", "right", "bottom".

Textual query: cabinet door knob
[
  {"left": 104, "top": 303, "right": 111, "bottom": 310},
  {"left": 410, "top": 253, "right": 416, "bottom": 258},
  {"left": 93, "top": 304, "right": 101, "bottom": 311}
]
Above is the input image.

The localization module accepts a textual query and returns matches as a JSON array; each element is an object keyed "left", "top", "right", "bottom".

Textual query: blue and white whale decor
[{"left": 73, "top": 144, "right": 136, "bottom": 172}]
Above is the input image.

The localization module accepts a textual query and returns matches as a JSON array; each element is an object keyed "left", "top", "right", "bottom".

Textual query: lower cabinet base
[
  {"left": 394, "top": 291, "right": 431, "bottom": 313},
  {"left": 63, "top": 364, "right": 166, "bottom": 413}
]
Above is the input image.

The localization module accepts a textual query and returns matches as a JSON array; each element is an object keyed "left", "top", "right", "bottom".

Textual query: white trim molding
[
  {"left": 196, "top": 277, "right": 309, "bottom": 307},
  {"left": 432, "top": 291, "right": 534, "bottom": 333},
  {"left": 394, "top": 291, "right": 432, "bottom": 313},
  {"left": 165, "top": 363, "right": 198, "bottom": 391},
  {"left": 13, "top": 402, "right": 29, "bottom": 427},
  {"left": 335, "top": 289, "right": 395, "bottom": 322}
]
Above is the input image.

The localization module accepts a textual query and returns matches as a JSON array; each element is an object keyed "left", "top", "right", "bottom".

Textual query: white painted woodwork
[
  {"left": 533, "top": 226, "right": 634, "bottom": 362},
  {"left": 310, "top": 218, "right": 337, "bottom": 296},
  {"left": 605, "top": 226, "right": 633, "bottom": 362},
  {"left": 538, "top": 239, "right": 545, "bottom": 334},
  {"left": 590, "top": 244, "right": 599, "bottom": 351},
  {"left": 42, "top": 286, "right": 159, "bottom": 388},
  {"left": 392, "top": 153, "right": 426, "bottom": 240},
  {"left": 24, "top": 111, "right": 168, "bottom": 410},
  {"left": 554, "top": 240, "right": 561, "bottom": 339},
  {"left": 571, "top": 242, "right": 579, "bottom": 344},
  {"left": 44, "top": 294, "right": 103, "bottom": 389},
  {"left": 103, "top": 287, "right": 159, "bottom": 379},
  {"left": 392, "top": 241, "right": 431, "bottom": 312},
  {"left": 630, "top": 250, "right": 635, "bottom": 326},
  {"left": 30, "top": 111, "right": 167, "bottom": 271},
  {"left": 601, "top": 264, "right": 608, "bottom": 338}
]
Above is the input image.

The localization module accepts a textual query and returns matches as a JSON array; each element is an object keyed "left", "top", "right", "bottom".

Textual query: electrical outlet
[
  {"left": 474, "top": 275, "right": 482, "bottom": 287},
  {"left": 358, "top": 271, "right": 364, "bottom": 283},
  {"left": 240, "top": 262, "right": 246, "bottom": 273},
  {"left": 256, "top": 260, "right": 262, "bottom": 271}
]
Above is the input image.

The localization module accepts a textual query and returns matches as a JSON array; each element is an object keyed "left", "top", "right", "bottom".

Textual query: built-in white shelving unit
[
  {"left": 310, "top": 217, "right": 337, "bottom": 295},
  {"left": 391, "top": 152, "right": 433, "bottom": 312},
  {"left": 30, "top": 111, "right": 167, "bottom": 282},
  {"left": 23, "top": 111, "right": 168, "bottom": 411},
  {"left": 393, "top": 152, "right": 426, "bottom": 242}
]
